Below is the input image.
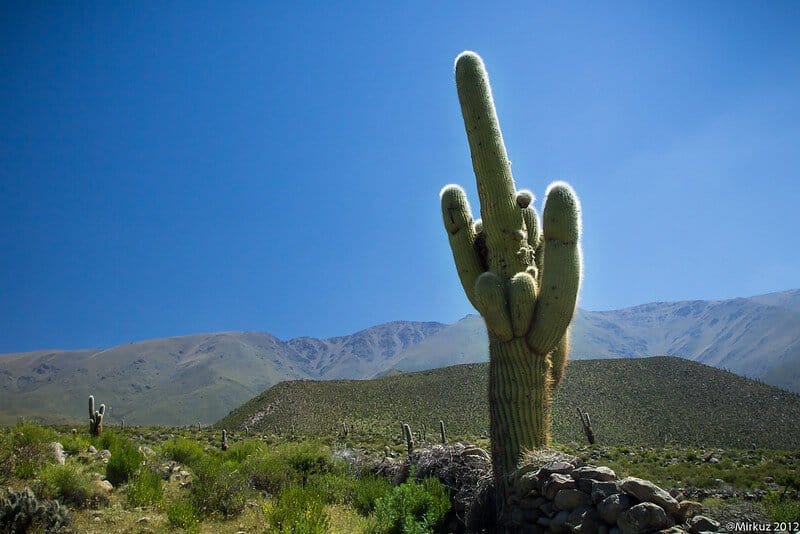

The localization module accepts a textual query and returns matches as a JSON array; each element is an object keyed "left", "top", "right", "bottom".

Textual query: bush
[
  {"left": 6, "top": 423, "right": 59, "bottom": 480},
  {"left": 127, "top": 467, "right": 163, "bottom": 508},
  {"left": 166, "top": 498, "right": 200, "bottom": 531},
  {"left": 37, "top": 464, "right": 105, "bottom": 509},
  {"left": 245, "top": 441, "right": 336, "bottom": 493},
  {"left": 58, "top": 434, "right": 90, "bottom": 456},
  {"left": 190, "top": 456, "right": 248, "bottom": 518},
  {"left": 105, "top": 435, "right": 144, "bottom": 486},
  {"left": 352, "top": 476, "right": 393, "bottom": 516},
  {"left": 223, "top": 439, "right": 266, "bottom": 464},
  {"left": 264, "top": 484, "right": 329, "bottom": 533},
  {"left": 160, "top": 438, "right": 206, "bottom": 468},
  {"left": 763, "top": 491, "right": 800, "bottom": 522},
  {"left": 368, "top": 477, "right": 451, "bottom": 534},
  {"left": 0, "top": 486, "right": 71, "bottom": 533}
]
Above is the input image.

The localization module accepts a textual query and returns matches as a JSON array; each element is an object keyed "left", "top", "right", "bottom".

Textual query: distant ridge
[
  {"left": 217, "top": 357, "right": 800, "bottom": 450},
  {"left": 1, "top": 289, "right": 799, "bottom": 426}
]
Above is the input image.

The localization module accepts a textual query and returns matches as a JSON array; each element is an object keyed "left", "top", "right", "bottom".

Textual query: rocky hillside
[
  {"left": 2, "top": 289, "right": 799, "bottom": 426},
  {"left": 218, "top": 356, "right": 800, "bottom": 450},
  {"left": 0, "top": 321, "right": 445, "bottom": 426},
  {"left": 389, "top": 289, "right": 800, "bottom": 394}
]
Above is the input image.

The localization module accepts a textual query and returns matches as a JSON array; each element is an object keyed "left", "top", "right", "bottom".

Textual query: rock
[
  {"left": 598, "top": 494, "right": 633, "bottom": 524},
  {"left": 544, "top": 473, "right": 577, "bottom": 500},
  {"left": 138, "top": 446, "right": 155, "bottom": 457},
  {"left": 462, "top": 446, "right": 490, "bottom": 461},
  {"left": 591, "top": 480, "right": 622, "bottom": 503},
  {"left": 573, "top": 466, "right": 617, "bottom": 481},
  {"left": 617, "top": 502, "right": 670, "bottom": 534},
  {"left": 621, "top": 477, "right": 680, "bottom": 517},
  {"left": 570, "top": 507, "right": 602, "bottom": 534},
  {"left": 542, "top": 460, "right": 576, "bottom": 474},
  {"left": 88, "top": 445, "right": 98, "bottom": 454},
  {"left": 515, "top": 471, "right": 541, "bottom": 497},
  {"left": 49, "top": 442, "right": 66, "bottom": 465},
  {"left": 98, "top": 449, "right": 112, "bottom": 460},
  {"left": 657, "top": 528, "right": 687, "bottom": 533},
  {"left": 554, "top": 489, "right": 592, "bottom": 511},
  {"left": 179, "top": 470, "right": 190, "bottom": 478},
  {"left": 94, "top": 480, "right": 114, "bottom": 493},
  {"left": 136, "top": 516, "right": 150, "bottom": 524},
  {"left": 550, "top": 510, "right": 571, "bottom": 534},
  {"left": 678, "top": 500, "right": 703, "bottom": 521},
  {"left": 688, "top": 515, "right": 720, "bottom": 533}
]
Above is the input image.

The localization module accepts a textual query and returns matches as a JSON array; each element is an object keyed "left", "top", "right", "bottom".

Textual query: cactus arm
[
  {"left": 89, "top": 395, "right": 94, "bottom": 419},
  {"left": 455, "top": 51, "right": 529, "bottom": 279},
  {"left": 474, "top": 272, "right": 513, "bottom": 341},
  {"left": 527, "top": 182, "right": 582, "bottom": 355},
  {"left": 440, "top": 185, "right": 485, "bottom": 309}
]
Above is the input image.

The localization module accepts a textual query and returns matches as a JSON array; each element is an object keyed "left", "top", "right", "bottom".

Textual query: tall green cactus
[
  {"left": 89, "top": 395, "right": 105, "bottom": 437},
  {"left": 440, "top": 51, "right": 582, "bottom": 514}
]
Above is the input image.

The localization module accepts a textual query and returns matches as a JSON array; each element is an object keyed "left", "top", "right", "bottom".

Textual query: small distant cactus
[
  {"left": 88, "top": 395, "right": 105, "bottom": 437},
  {"left": 121, "top": 418, "right": 125, "bottom": 430},
  {"left": 402, "top": 423, "right": 414, "bottom": 454},
  {"left": 577, "top": 408, "right": 595, "bottom": 445},
  {"left": 439, "top": 420, "right": 447, "bottom": 445},
  {"left": 221, "top": 429, "right": 228, "bottom": 451}
]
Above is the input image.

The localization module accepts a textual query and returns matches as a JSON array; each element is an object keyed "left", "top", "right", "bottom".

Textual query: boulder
[
  {"left": 554, "top": 489, "right": 592, "bottom": 511},
  {"left": 687, "top": 515, "right": 720, "bottom": 533},
  {"left": 621, "top": 477, "right": 680, "bottom": 517},
  {"left": 598, "top": 494, "right": 633, "bottom": 524},
  {"left": 573, "top": 466, "right": 617, "bottom": 481},
  {"left": 617, "top": 502, "right": 670, "bottom": 534},
  {"left": 544, "top": 473, "right": 577, "bottom": 500},
  {"left": 49, "top": 442, "right": 66, "bottom": 465}
]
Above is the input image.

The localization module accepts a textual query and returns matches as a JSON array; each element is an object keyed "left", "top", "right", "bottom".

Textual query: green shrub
[
  {"left": 264, "top": 484, "right": 329, "bottom": 533},
  {"left": 223, "top": 439, "right": 266, "bottom": 464},
  {"left": 127, "top": 467, "right": 163, "bottom": 507},
  {"left": 352, "top": 476, "right": 393, "bottom": 516},
  {"left": 368, "top": 477, "right": 451, "bottom": 534},
  {"left": 160, "top": 438, "right": 206, "bottom": 468},
  {"left": 245, "top": 441, "right": 335, "bottom": 493},
  {"left": 37, "top": 463, "right": 105, "bottom": 509},
  {"left": 190, "top": 456, "right": 248, "bottom": 518},
  {"left": 763, "top": 491, "right": 800, "bottom": 522},
  {"left": 105, "top": 435, "right": 144, "bottom": 486},
  {"left": 308, "top": 472, "right": 356, "bottom": 504},
  {"left": 166, "top": 498, "right": 200, "bottom": 531},
  {"left": 6, "top": 423, "right": 59, "bottom": 480},
  {"left": 59, "top": 433, "right": 90, "bottom": 456}
]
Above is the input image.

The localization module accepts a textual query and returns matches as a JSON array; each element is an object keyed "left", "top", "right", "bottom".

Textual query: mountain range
[{"left": 1, "top": 289, "right": 798, "bottom": 426}]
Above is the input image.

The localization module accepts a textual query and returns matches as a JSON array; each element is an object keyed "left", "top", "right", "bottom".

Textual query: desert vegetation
[{"left": 0, "top": 420, "right": 798, "bottom": 533}]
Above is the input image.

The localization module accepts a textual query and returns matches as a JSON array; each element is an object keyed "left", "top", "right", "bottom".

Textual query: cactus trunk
[{"left": 488, "top": 337, "right": 551, "bottom": 497}]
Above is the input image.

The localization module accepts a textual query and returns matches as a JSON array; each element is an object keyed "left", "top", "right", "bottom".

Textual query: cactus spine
[
  {"left": 440, "top": 51, "right": 582, "bottom": 518},
  {"left": 88, "top": 395, "right": 105, "bottom": 437}
]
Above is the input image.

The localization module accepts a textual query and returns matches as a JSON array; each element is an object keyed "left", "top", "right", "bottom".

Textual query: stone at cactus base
[
  {"left": 617, "top": 502, "right": 670, "bottom": 534},
  {"left": 621, "top": 476, "right": 680, "bottom": 517}
]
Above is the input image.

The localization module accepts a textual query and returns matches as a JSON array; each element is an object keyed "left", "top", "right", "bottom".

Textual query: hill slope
[
  {"left": 2, "top": 289, "right": 799, "bottom": 426},
  {"left": 390, "top": 290, "right": 800, "bottom": 393},
  {"left": 0, "top": 321, "right": 445, "bottom": 426},
  {"left": 218, "top": 357, "right": 800, "bottom": 449}
]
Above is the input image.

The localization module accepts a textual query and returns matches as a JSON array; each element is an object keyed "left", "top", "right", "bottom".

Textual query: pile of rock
[
  {"left": 374, "top": 444, "right": 726, "bottom": 533},
  {"left": 500, "top": 453, "right": 721, "bottom": 533}
]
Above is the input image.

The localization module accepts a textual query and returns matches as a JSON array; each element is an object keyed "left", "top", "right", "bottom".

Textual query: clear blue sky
[{"left": 2, "top": 1, "right": 799, "bottom": 352}]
